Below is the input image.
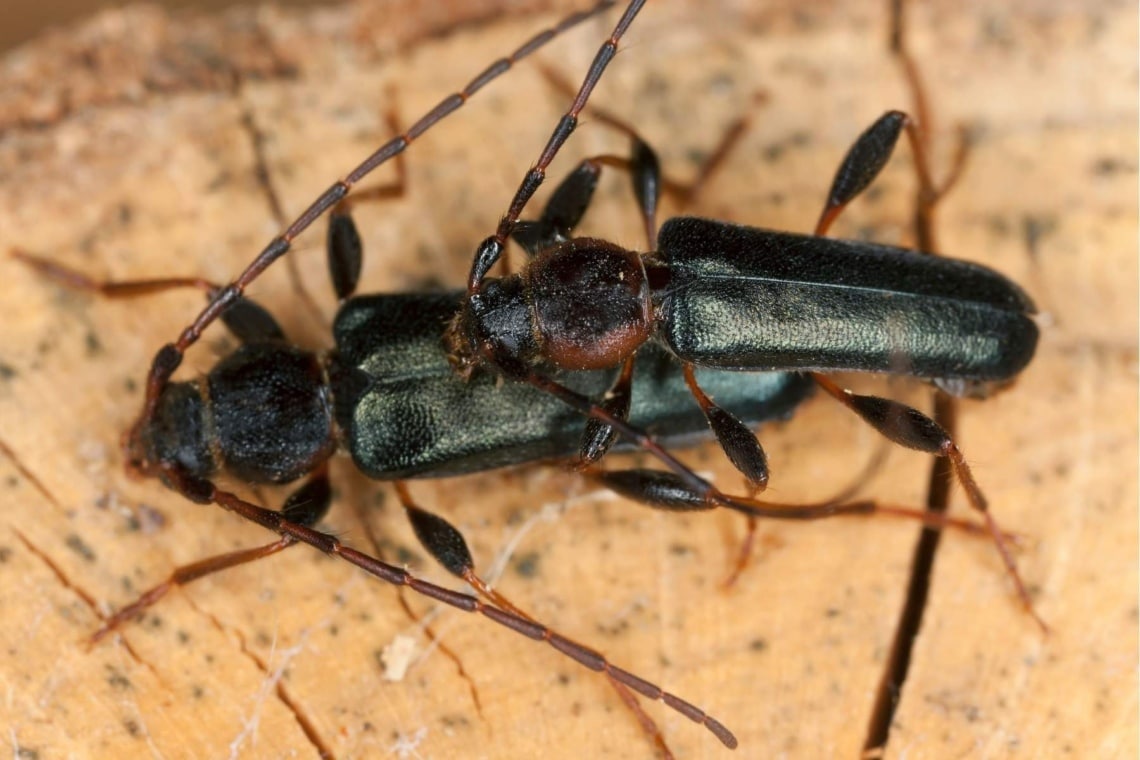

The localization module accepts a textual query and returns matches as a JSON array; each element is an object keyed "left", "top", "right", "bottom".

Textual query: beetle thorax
[{"left": 525, "top": 238, "right": 653, "bottom": 370}]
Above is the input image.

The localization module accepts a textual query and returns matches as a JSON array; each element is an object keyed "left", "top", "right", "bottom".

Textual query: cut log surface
[{"left": 0, "top": 1, "right": 1134, "bottom": 758}]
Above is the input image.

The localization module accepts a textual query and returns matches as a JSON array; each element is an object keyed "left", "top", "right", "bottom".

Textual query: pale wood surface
[{"left": 0, "top": 1, "right": 1135, "bottom": 758}]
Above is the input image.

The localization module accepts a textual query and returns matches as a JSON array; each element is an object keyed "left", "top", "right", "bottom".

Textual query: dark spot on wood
[
  {"left": 513, "top": 551, "right": 540, "bottom": 578},
  {"left": 207, "top": 170, "right": 232, "bottom": 192},
  {"left": 105, "top": 665, "right": 132, "bottom": 690},
  {"left": 408, "top": 272, "right": 450, "bottom": 292},
  {"left": 371, "top": 489, "right": 388, "bottom": 511},
  {"left": 762, "top": 142, "right": 785, "bottom": 162},
  {"left": 1091, "top": 156, "right": 1135, "bottom": 175},
  {"left": 440, "top": 713, "right": 470, "bottom": 728},
  {"left": 643, "top": 71, "right": 669, "bottom": 98},
  {"left": 706, "top": 70, "right": 736, "bottom": 92},
  {"left": 136, "top": 504, "right": 166, "bottom": 534},
  {"left": 0, "top": 361, "right": 16, "bottom": 380},
  {"left": 85, "top": 331, "right": 102, "bottom": 356},
  {"left": 981, "top": 14, "right": 1014, "bottom": 49},
  {"left": 66, "top": 534, "right": 96, "bottom": 562},
  {"left": 750, "top": 637, "right": 768, "bottom": 652},
  {"left": 1022, "top": 214, "right": 1057, "bottom": 263},
  {"left": 597, "top": 618, "right": 630, "bottom": 637},
  {"left": 685, "top": 147, "right": 708, "bottom": 167},
  {"left": 853, "top": 225, "right": 883, "bottom": 242},
  {"left": 123, "top": 719, "right": 141, "bottom": 737},
  {"left": 394, "top": 545, "right": 419, "bottom": 566},
  {"left": 985, "top": 214, "right": 1011, "bottom": 237}
]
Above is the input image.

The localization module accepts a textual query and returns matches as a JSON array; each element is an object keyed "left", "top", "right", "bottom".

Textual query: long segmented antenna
[
  {"left": 161, "top": 466, "right": 738, "bottom": 749},
  {"left": 126, "top": 0, "right": 625, "bottom": 465}
]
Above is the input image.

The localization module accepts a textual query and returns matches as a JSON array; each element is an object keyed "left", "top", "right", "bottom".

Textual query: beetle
[{"left": 438, "top": 24, "right": 1044, "bottom": 628}]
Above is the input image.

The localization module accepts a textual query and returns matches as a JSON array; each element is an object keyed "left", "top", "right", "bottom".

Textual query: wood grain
[{"left": 0, "top": 1, "right": 1134, "bottom": 758}]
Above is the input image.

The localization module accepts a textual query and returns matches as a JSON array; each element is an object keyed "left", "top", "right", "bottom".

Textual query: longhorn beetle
[{"left": 437, "top": 2, "right": 1045, "bottom": 632}]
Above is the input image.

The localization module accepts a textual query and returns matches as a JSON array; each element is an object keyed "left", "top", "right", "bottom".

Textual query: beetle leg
[
  {"left": 816, "top": 110, "right": 908, "bottom": 236},
  {"left": 681, "top": 363, "right": 769, "bottom": 493},
  {"left": 89, "top": 538, "right": 296, "bottom": 646},
  {"left": 589, "top": 469, "right": 1015, "bottom": 540},
  {"left": 512, "top": 159, "right": 604, "bottom": 256},
  {"left": 89, "top": 465, "right": 332, "bottom": 645},
  {"left": 11, "top": 248, "right": 288, "bottom": 345},
  {"left": 814, "top": 108, "right": 971, "bottom": 244},
  {"left": 536, "top": 61, "right": 767, "bottom": 217},
  {"left": 519, "top": 367, "right": 992, "bottom": 527},
  {"left": 577, "top": 356, "right": 635, "bottom": 468},
  {"left": 391, "top": 480, "right": 707, "bottom": 757},
  {"left": 676, "top": 362, "right": 771, "bottom": 587},
  {"left": 711, "top": 445, "right": 915, "bottom": 589},
  {"left": 11, "top": 248, "right": 220, "bottom": 299},
  {"left": 811, "top": 373, "right": 1047, "bottom": 632},
  {"left": 517, "top": 62, "right": 765, "bottom": 258},
  {"left": 325, "top": 209, "right": 365, "bottom": 302},
  {"left": 511, "top": 134, "right": 662, "bottom": 259},
  {"left": 513, "top": 368, "right": 1016, "bottom": 588},
  {"left": 326, "top": 101, "right": 409, "bottom": 301}
]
